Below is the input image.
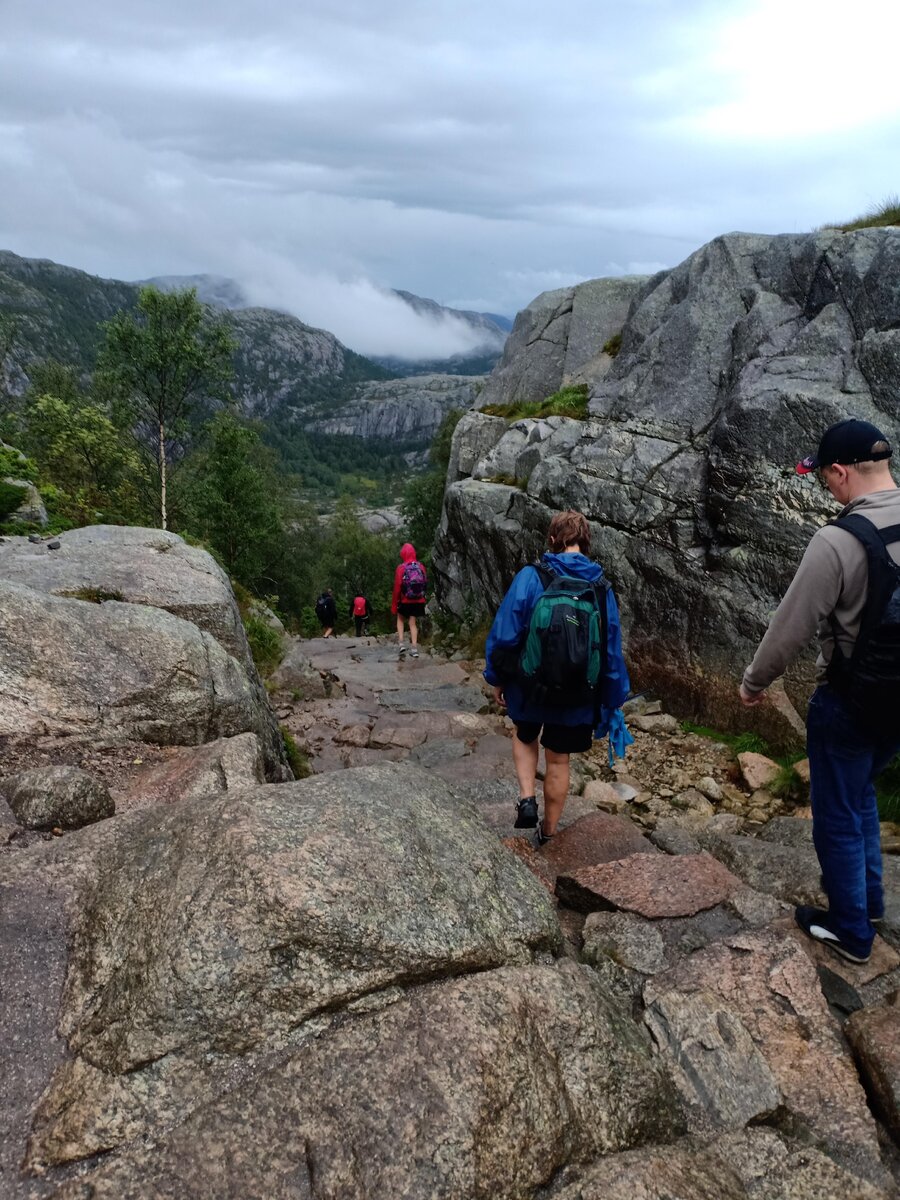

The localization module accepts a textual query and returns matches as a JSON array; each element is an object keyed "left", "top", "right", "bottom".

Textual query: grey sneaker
[
  {"left": 410, "top": 647, "right": 419, "bottom": 658},
  {"left": 533, "top": 820, "right": 554, "bottom": 848},
  {"left": 398, "top": 643, "right": 407, "bottom": 657}
]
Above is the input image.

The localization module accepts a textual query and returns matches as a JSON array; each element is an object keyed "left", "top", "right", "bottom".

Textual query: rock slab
[{"left": 556, "top": 852, "right": 742, "bottom": 917}]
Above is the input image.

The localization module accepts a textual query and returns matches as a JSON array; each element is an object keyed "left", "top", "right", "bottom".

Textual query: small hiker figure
[
  {"left": 392, "top": 542, "right": 427, "bottom": 659},
  {"left": 484, "top": 510, "right": 632, "bottom": 847},
  {"left": 350, "top": 592, "right": 372, "bottom": 637},
  {"left": 315, "top": 588, "right": 336, "bottom": 638}
]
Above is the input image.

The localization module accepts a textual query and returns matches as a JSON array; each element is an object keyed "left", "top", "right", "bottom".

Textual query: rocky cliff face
[
  {"left": 435, "top": 229, "right": 900, "bottom": 739},
  {"left": 307, "top": 373, "right": 481, "bottom": 442}
]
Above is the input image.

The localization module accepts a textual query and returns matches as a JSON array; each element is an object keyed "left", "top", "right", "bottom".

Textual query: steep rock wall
[
  {"left": 306, "top": 374, "right": 481, "bottom": 443},
  {"left": 434, "top": 229, "right": 900, "bottom": 740}
]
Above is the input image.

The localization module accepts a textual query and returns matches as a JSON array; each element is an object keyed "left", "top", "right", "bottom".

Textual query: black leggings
[{"left": 354, "top": 617, "right": 368, "bottom": 636}]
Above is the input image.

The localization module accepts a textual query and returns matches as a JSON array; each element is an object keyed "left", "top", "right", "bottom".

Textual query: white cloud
[{"left": 0, "top": 0, "right": 898, "bottom": 357}]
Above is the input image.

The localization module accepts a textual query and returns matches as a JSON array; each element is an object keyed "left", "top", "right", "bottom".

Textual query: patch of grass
[
  {"left": 680, "top": 721, "right": 804, "bottom": 768},
  {"left": 602, "top": 331, "right": 622, "bottom": 358},
  {"left": 481, "top": 383, "right": 589, "bottom": 422},
  {"left": 281, "top": 728, "right": 311, "bottom": 779},
  {"left": 829, "top": 195, "right": 900, "bottom": 232},
  {"left": 0, "top": 480, "right": 28, "bottom": 521},
  {"left": 486, "top": 473, "right": 524, "bottom": 488},
  {"left": 59, "top": 587, "right": 125, "bottom": 604},
  {"left": 243, "top": 613, "right": 284, "bottom": 677}
]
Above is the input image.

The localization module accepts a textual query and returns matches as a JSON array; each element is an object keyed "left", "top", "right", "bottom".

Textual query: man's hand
[
  {"left": 493, "top": 685, "right": 506, "bottom": 707},
  {"left": 739, "top": 682, "right": 766, "bottom": 707}
]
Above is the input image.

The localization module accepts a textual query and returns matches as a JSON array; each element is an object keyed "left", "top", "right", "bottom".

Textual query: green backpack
[{"left": 518, "top": 565, "right": 609, "bottom": 708}]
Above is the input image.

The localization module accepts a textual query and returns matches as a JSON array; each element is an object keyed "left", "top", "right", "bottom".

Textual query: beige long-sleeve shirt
[{"left": 742, "top": 489, "right": 900, "bottom": 695}]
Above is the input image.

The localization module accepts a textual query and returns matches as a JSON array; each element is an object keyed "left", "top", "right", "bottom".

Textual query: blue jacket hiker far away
[{"left": 483, "top": 551, "right": 630, "bottom": 735}]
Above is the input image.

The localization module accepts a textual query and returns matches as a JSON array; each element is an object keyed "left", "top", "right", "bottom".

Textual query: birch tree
[{"left": 100, "top": 286, "right": 235, "bottom": 529}]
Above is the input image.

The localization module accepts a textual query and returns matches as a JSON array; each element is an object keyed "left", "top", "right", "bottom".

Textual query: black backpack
[
  {"left": 826, "top": 514, "right": 900, "bottom": 736},
  {"left": 495, "top": 564, "right": 610, "bottom": 710}
]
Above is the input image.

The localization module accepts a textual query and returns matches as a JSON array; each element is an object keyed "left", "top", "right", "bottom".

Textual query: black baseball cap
[{"left": 796, "top": 418, "right": 892, "bottom": 475}]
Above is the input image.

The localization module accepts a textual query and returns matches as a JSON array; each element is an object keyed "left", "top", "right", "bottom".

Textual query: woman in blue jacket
[{"left": 484, "top": 510, "right": 630, "bottom": 845}]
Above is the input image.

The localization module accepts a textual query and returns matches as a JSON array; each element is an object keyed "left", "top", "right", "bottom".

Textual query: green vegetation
[
  {"left": 59, "top": 587, "right": 125, "bottom": 603},
  {"left": 876, "top": 758, "right": 900, "bottom": 823},
  {"left": 100, "top": 286, "right": 236, "bottom": 530},
  {"left": 243, "top": 613, "right": 285, "bottom": 676},
  {"left": 830, "top": 195, "right": 900, "bottom": 232},
  {"left": 266, "top": 424, "right": 416, "bottom": 507},
  {"left": 481, "top": 383, "right": 589, "bottom": 421},
  {"left": 281, "top": 728, "right": 311, "bottom": 779},
  {"left": 602, "top": 331, "right": 622, "bottom": 358},
  {"left": 0, "top": 479, "right": 28, "bottom": 520}
]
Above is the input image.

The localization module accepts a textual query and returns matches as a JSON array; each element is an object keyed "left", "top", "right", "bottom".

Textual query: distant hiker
[
  {"left": 741, "top": 419, "right": 900, "bottom": 965},
  {"left": 315, "top": 588, "right": 336, "bottom": 638},
  {"left": 350, "top": 593, "right": 372, "bottom": 637},
  {"left": 392, "top": 542, "right": 427, "bottom": 659},
  {"left": 484, "top": 510, "right": 631, "bottom": 846}
]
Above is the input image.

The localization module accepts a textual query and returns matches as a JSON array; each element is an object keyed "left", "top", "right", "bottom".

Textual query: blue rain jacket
[{"left": 483, "top": 551, "right": 630, "bottom": 733}]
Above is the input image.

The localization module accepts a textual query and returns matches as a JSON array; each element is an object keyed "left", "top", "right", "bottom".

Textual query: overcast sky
[{"left": 1, "top": 0, "right": 898, "bottom": 357}]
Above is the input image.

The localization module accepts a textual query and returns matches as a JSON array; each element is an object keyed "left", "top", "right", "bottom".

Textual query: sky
[{"left": 1, "top": 0, "right": 898, "bottom": 358}]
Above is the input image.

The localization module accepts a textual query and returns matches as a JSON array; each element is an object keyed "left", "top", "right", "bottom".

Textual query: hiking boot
[
  {"left": 533, "top": 820, "right": 554, "bottom": 848},
  {"left": 514, "top": 796, "right": 538, "bottom": 829},
  {"left": 794, "top": 905, "right": 871, "bottom": 964}
]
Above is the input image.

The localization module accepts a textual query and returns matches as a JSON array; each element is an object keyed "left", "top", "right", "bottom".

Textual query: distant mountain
[{"left": 0, "top": 250, "right": 388, "bottom": 420}]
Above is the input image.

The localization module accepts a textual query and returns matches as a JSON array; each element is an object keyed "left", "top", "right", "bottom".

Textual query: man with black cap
[{"left": 740, "top": 417, "right": 900, "bottom": 965}]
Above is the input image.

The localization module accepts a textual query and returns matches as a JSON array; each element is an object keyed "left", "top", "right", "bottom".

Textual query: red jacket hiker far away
[{"left": 391, "top": 542, "right": 427, "bottom": 614}]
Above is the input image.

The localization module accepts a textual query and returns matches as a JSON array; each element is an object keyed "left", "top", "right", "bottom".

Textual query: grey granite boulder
[
  {"left": 308, "top": 373, "right": 481, "bottom": 443},
  {"left": 47, "top": 961, "right": 682, "bottom": 1200},
  {"left": 0, "top": 580, "right": 266, "bottom": 751},
  {"left": 1, "top": 766, "right": 113, "bottom": 830},
  {"left": 8, "top": 764, "right": 560, "bottom": 1170},
  {"left": 435, "top": 229, "right": 900, "bottom": 744}
]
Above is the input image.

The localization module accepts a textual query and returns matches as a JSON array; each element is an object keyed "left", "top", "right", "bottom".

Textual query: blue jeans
[{"left": 806, "top": 686, "right": 899, "bottom": 955}]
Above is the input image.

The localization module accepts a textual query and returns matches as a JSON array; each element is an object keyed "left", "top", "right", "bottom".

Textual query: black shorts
[
  {"left": 514, "top": 721, "right": 593, "bottom": 755},
  {"left": 397, "top": 602, "right": 425, "bottom": 618}
]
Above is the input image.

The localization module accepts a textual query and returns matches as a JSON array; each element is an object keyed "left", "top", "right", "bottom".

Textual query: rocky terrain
[
  {"left": 305, "top": 372, "right": 481, "bottom": 445},
  {"left": 4, "top": 523, "right": 900, "bottom": 1199},
  {"left": 434, "top": 228, "right": 900, "bottom": 740}
]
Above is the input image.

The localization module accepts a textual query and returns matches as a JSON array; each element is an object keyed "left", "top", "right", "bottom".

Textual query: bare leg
[
  {"left": 542, "top": 749, "right": 570, "bottom": 835},
  {"left": 512, "top": 735, "right": 540, "bottom": 798},
  {"left": 396, "top": 614, "right": 406, "bottom": 644},
  {"left": 408, "top": 615, "right": 418, "bottom": 648}
]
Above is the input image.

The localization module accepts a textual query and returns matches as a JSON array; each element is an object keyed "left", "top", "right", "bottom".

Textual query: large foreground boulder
[
  {"left": 51, "top": 962, "right": 682, "bottom": 1200},
  {"left": 1, "top": 765, "right": 566, "bottom": 1180}
]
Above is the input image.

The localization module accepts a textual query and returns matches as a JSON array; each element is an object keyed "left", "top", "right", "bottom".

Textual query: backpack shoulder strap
[
  {"left": 828, "top": 515, "right": 900, "bottom": 668},
  {"left": 530, "top": 562, "right": 554, "bottom": 590}
]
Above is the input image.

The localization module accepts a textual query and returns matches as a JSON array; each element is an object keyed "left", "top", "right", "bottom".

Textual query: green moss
[
  {"left": 602, "top": 331, "right": 622, "bottom": 357},
  {"left": 281, "top": 728, "right": 311, "bottom": 779},
  {"left": 59, "top": 587, "right": 125, "bottom": 603},
  {"left": 481, "top": 383, "right": 589, "bottom": 422}
]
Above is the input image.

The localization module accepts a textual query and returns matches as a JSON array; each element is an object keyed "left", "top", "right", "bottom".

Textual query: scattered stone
[
  {"left": 47, "top": 539, "right": 61, "bottom": 550},
  {"left": 736, "top": 752, "right": 780, "bottom": 792},
  {"left": 268, "top": 645, "right": 327, "bottom": 699},
  {"left": 696, "top": 775, "right": 723, "bottom": 802},
  {"left": 541, "top": 812, "right": 655, "bottom": 877},
  {"left": 556, "top": 852, "right": 742, "bottom": 918},
  {"left": 368, "top": 725, "right": 427, "bottom": 750},
  {"left": 758, "top": 816, "right": 814, "bottom": 847},
  {"left": 629, "top": 713, "right": 679, "bottom": 735},
  {"left": 1, "top": 766, "right": 113, "bottom": 830},
  {"left": 793, "top": 758, "right": 811, "bottom": 785},
  {"left": 644, "top": 930, "right": 886, "bottom": 1187},
  {"left": 818, "top": 965, "right": 863, "bottom": 1017},
  {"left": 724, "top": 886, "right": 787, "bottom": 927},
  {"left": 650, "top": 821, "right": 701, "bottom": 856},
  {"left": 582, "top": 911, "right": 666, "bottom": 974},
  {"left": 846, "top": 991, "right": 900, "bottom": 1143},
  {"left": 334, "top": 724, "right": 371, "bottom": 747},
  {"left": 583, "top": 779, "right": 627, "bottom": 813},
  {"left": 671, "top": 788, "right": 715, "bottom": 818}
]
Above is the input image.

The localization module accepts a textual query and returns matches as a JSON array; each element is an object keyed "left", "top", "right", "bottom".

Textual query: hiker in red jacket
[{"left": 392, "top": 542, "right": 427, "bottom": 659}]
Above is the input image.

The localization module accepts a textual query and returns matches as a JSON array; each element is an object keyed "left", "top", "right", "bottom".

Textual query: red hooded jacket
[{"left": 391, "top": 542, "right": 427, "bottom": 613}]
